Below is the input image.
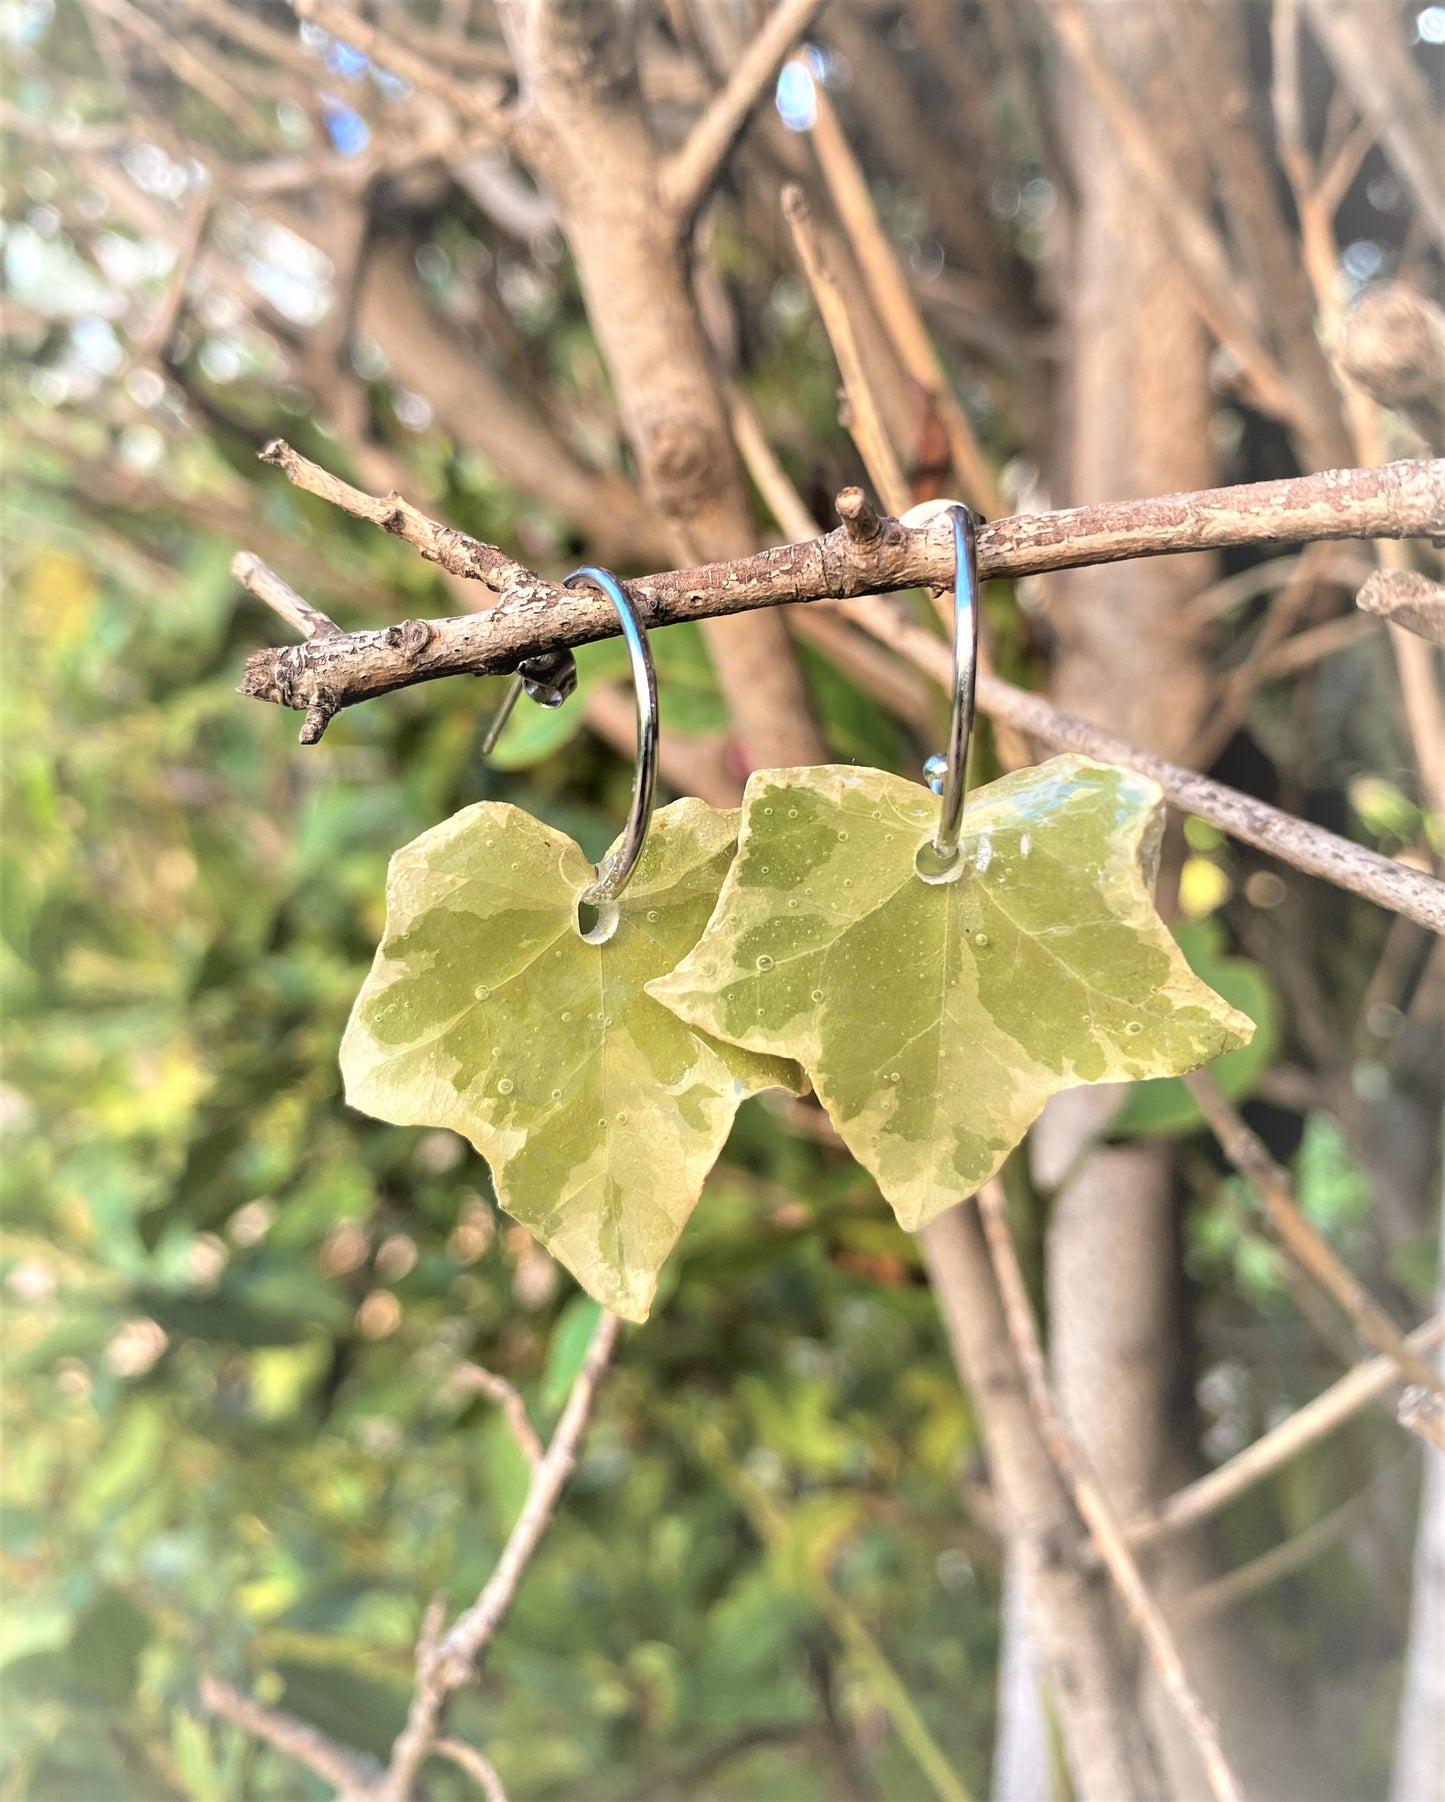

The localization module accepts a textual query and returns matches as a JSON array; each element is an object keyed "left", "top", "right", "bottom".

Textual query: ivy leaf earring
[
  {"left": 341, "top": 567, "right": 803, "bottom": 1321},
  {"left": 648, "top": 507, "right": 1253, "bottom": 1230}
]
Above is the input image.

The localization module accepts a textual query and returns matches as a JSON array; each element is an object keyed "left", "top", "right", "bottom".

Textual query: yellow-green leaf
[
  {"left": 340, "top": 799, "right": 803, "bottom": 1321},
  {"left": 649, "top": 758, "right": 1253, "bottom": 1231}
]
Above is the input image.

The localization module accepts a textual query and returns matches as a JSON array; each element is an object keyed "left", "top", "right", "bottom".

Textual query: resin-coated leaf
[
  {"left": 649, "top": 758, "right": 1253, "bottom": 1231},
  {"left": 341, "top": 799, "right": 803, "bottom": 1321}
]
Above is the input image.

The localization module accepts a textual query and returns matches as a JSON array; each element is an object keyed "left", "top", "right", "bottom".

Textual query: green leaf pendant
[
  {"left": 342, "top": 798, "right": 803, "bottom": 1321},
  {"left": 648, "top": 756, "right": 1254, "bottom": 1231}
]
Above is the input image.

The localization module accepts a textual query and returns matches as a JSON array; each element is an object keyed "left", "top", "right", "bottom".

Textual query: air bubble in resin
[
  {"left": 497, "top": 1077, "right": 514, "bottom": 1095},
  {"left": 756, "top": 954, "right": 775, "bottom": 970}
]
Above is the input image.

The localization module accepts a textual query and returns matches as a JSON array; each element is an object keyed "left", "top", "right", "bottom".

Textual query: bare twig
[
  {"left": 450, "top": 1364, "right": 543, "bottom": 1466},
  {"left": 1357, "top": 570, "right": 1445, "bottom": 649},
  {"left": 233, "top": 552, "right": 342, "bottom": 641},
  {"left": 1177, "top": 1474, "right": 1393, "bottom": 1621},
  {"left": 660, "top": 0, "right": 825, "bottom": 223},
  {"left": 807, "top": 82, "right": 1002, "bottom": 516},
  {"left": 380, "top": 1308, "right": 622, "bottom": 1802},
  {"left": 237, "top": 442, "right": 1445, "bottom": 699},
  {"left": 782, "top": 184, "right": 910, "bottom": 514},
  {"left": 972, "top": 1189, "right": 1246, "bottom": 1802},
  {"left": 726, "top": 385, "right": 936, "bottom": 731},
  {"left": 974, "top": 1182, "right": 1248, "bottom": 1802},
  {"left": 1256, "top": 611, "right": 1373, "bottom": 679},
  {"left": 436, "top": 1738, "right": 509, "bottom": 1801},
  {"left": 1184, "top": 1073, "right": 1445, "bottom": 1396},
  {"left": 84, "top": 0, "right": 270, "bottom": 136},
  {"left": 235, "top": 456, "right": 1445, "bottom": 931},
  {"left": 205, "top": 1314, "right": 619, "bottom": 1801},
  {"left": 1128, "top": 1315, "right": 1445, "bottom": 1548},
  {"left": 918, "top": 1204, "right": 1165, "bottom": 1798},
  {"left": 1191, "top": 541, "right": 1343, "bottom": 767},
  {"left": 256, "top": 439, "right": 536, "bottom": 593},
  {"left": 1398, "top": 1386, "right": 1445, "bottom": 1456},
  {"left": 199, "top": 1674, "right": 382, "bottom": 1799}
]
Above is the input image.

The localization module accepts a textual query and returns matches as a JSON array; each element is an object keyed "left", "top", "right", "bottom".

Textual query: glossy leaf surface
[
  {"left": 342, "top": 799, "right": 803, "bottom": 1320},
  {"left": 650, "top": 758, "right": 1253, "bottom": 1230}
]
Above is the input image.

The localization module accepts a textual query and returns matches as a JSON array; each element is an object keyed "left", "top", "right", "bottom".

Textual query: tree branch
[
  {"left": 659, "top": 0, "right": 826, "bottom": 225},
  {"left": 238, "top": 444, "right": 1445, "bottom": 705},
  {"left": 235, "top": 453, "right": 1445, "bottom": 932},
  {"left": 449, "top": 1363, "right": 543, "bottom": 1467}
]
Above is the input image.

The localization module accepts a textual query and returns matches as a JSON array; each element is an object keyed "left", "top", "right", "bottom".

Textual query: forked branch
[
  {"left": 204, "top": 1309, "right": 622, "bottom": 1802},
  {"left": 240, "top": 448, "right": 1445, "bottom": 738},
  {"left": 234, "top": 449, "right": 1445, "bottom": 934}
]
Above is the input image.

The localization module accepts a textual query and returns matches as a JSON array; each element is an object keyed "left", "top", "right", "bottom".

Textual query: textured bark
[
  {"left": 1337, "top": 281, "right": 1445, "bottom": 455},
  {"left": 500, "top": 0, "right": 825, "bottom": 771}
]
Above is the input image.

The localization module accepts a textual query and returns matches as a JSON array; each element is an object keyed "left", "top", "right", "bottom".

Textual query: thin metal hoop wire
[
  {"left": 479, "top": 674, "right": 523, "bottom": 757},
  {"left": 933, "top": 504, "right": 980, "bottom": 865},
  {"left": 562, "top": 567, "right": 659, "bottom": 905}
]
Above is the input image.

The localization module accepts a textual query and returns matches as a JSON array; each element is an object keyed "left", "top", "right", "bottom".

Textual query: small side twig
[
  {"left": 974, "top": 1182, "right": 1248, "bottom": 1802},
  {"left": 782, "top": 184, "right": 911, "bottom": 515},
  {"left": 807, "top": 81, "right": 1002, "bottom": 516},
  {"left": 199, "top": 1674, "right": 382, "bottom": 1800},
  {"left": 1184, "top": 1072, "right": 1445, "bottom": 1398},
  {"left": 1127, "top": 1315, "right": 1445, "bottom": 1548},
  {"left": 379, "top": 1309, "right": 622, "bottom": 1802},
  {"left": 1176, "top": 1473, "right": 1395, "bottom": 1622},
  {"left": 233, "top": 552, "right": 342, "bottom": 642},
  {"left": 436, "top": 1737, "right": 509, "bottom": 1801},
  {"left": 257, "top": 439, "right": 537, "bottom": 596},
  {"left": 206, "top": 1314, "right": 620, "bottom": 1802},
  {"left": 450, "top": 1364, "right": 543, "bottom": 1466}
]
